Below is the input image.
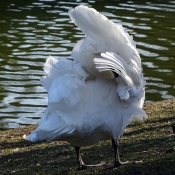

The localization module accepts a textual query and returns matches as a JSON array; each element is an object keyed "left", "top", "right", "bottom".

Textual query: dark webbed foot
[
  {"left": 79, "top": 162, "right": 106, "bottom": 170},
  {"left": 107, "top": 160, "right": 143, "bottom": 169},
  {"left": 107, "top": 160, "right": 132, "bottom": 169}
]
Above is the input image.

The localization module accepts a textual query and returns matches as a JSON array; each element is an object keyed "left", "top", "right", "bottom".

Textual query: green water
[{"left": 0, "top": 0, "right": 174, "bottom": 130}]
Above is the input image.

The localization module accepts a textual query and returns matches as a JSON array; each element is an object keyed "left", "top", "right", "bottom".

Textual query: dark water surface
[{"left": 0, "top": 0, "right": 174, "bottom": 130}]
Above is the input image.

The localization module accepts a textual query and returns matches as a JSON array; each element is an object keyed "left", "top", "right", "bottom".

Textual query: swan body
[{"left": 27, "top": 5, "right": 147, "bottom": 169}]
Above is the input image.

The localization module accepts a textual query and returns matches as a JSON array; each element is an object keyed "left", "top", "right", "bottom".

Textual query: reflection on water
[{"left": 0, "top": 0, "right": 174, "bottom": 130}]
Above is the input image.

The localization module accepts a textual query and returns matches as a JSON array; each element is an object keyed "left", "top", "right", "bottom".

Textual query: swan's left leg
[
  {"left": 75, "top": 146, "right": 86, "bottom": 170},
  {"left": 108, "top": 139, "right": 129, "bottom": 168},
  {"left": 109, "top": 139, "right": 143, "bottom": 168},
  {"left": 74, "top": 146, "right": 105, "bottom": 170}
]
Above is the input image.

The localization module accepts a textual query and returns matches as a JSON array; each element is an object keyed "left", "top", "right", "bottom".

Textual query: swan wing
[{"left": 69, "top": 5, "right": 141, "bottom": 79}]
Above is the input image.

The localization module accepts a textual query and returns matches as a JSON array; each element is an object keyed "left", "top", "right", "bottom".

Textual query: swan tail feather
[{"left": 27, "top": 110, "right": 76, "bottom": 142}]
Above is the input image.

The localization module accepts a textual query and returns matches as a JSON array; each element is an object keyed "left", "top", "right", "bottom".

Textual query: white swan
[{"left": 27, "top": 5, "right": 147, "bottom": 169}]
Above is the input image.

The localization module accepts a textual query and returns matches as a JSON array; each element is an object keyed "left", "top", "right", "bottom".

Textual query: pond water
[{"left": 0, "top": 0, "right": 174, "bottom": 131}]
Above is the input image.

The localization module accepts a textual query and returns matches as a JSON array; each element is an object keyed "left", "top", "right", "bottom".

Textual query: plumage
[{"left": 27, "top": 5, "right": 147, "bottom": 169}]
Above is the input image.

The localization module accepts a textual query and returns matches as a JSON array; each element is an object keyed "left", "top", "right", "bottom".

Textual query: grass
[{"left": 0, "top": 99, "right": 175, "bottom": 175}]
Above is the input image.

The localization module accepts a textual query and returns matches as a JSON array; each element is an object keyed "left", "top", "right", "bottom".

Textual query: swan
[{"left": 27, "top": 5, "right": 147, "bottom": 169}]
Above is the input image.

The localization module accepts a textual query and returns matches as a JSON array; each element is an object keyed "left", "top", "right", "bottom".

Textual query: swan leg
[
  {"left": 108, "top": 139, "right": 129, "bottom": 168},
  {"left": 74, "top": 146, "right": 105, "bottom": 170},
  {"left": 75, "top": 146, "right": 86, "bottom": 170},
  {"left": 112, "top": 139, "right": 123, "bottom": 167}
]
